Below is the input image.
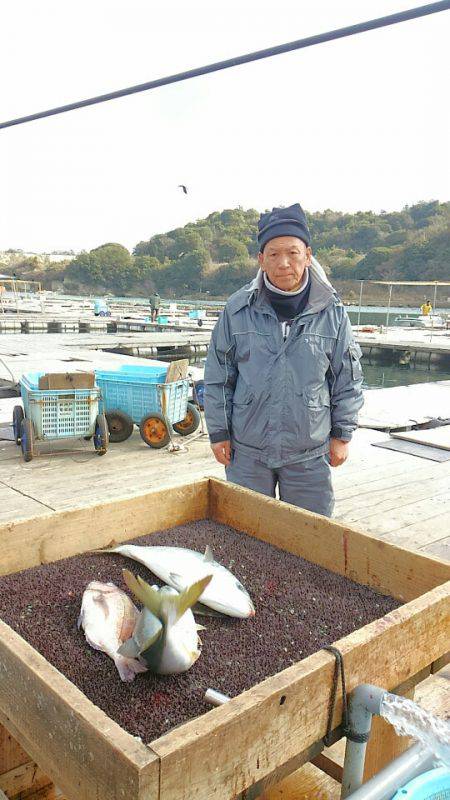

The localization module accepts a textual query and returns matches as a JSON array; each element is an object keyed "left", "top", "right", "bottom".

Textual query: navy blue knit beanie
[{"left": 258, "top": 203, "right": 311, "bottom": 252}]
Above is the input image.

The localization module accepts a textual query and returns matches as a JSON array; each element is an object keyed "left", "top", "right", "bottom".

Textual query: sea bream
[
  {"left": 119, "top": 571, "right": 211, "bottom": 675},
  {"left": 100, "top": 544, "right": 255, "bottom": 618},
  {"left": 78, "top": 581, "right": 147, "bottom": 682}
]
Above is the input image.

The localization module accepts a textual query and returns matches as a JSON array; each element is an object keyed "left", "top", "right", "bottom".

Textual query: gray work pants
[{"left": 226, "top": 450, "right": 334, "bottom": 517}]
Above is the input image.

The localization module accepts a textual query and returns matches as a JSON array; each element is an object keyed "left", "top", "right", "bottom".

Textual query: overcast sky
[{"left": 1, "top": 0, "right": 449, "bottom": 253}]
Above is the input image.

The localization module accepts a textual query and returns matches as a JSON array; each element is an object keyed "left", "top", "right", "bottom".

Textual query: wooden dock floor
[{"left": 0, "top": 415, "right": 448, "bottom": 562}]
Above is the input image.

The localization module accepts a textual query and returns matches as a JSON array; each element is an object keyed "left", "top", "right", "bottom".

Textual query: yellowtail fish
[
  {"left": 101, "top": 544, "right": 255, "bottom": 618},
  {"left": 118, "top": 571, "right": 211, "bottom": 675}
]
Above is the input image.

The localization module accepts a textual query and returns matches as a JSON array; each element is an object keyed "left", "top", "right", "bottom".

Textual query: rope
[
  {"left": 323, "top": 646, "right": 370, "bottom": 746},
  {"left": 1, "top": 2, "right": 449, "bottom": 129}
]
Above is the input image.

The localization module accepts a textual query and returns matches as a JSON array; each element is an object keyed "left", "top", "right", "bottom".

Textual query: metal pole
[
  {"left": 204, "top": 689, "right": 231, "bottom": 706},
  {"left": 385, "top": 284, "right": 393, "bottom": 328},
  {"left": 357, "top": 281, "right": 363, "bottom": 327},
  {"left": 2, "top": 2, "right": 450, "bottom": 130},
  {"left": 431, "top": 282, "right": 438, "bottom": 338},
  {"left": 432, "top": 282, "right": 438, "bottom": 313}
]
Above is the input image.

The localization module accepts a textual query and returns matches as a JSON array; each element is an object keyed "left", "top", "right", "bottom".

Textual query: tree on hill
[{"left": 59, "top": 200, "right": 449, "bottom": 297}]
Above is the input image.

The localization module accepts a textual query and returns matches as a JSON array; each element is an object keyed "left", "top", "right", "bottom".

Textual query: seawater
[
  {"left": 380, "top": 693, "right": 450, "bottom": 768},
  {"left": 362, "top": 363, "right": 450, "bottom": 390}
]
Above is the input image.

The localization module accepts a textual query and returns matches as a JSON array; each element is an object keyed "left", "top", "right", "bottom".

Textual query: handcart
[
  {"left": 13, "top": 372, "right": 109, "bottom": 462},
  {"left": 95, "top": 363, "right": 201, "bottom": 448}
]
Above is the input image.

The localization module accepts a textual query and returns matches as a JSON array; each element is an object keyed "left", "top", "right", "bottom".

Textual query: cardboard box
[{"left": 38, "top": 373, "right": 95, "bottom": 391}]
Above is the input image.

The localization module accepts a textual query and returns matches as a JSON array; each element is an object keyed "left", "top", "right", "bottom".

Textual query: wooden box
[{"left": 0, "top": 478, "right": 448, "bottom": 800}]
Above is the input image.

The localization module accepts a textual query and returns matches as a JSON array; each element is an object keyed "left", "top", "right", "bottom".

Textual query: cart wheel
[
  {"left": 20, "top": 418, "right": 34, "bottom": 462},
  {"left": 13, "top": 405, "right": 24, "bottom": 445},
  {"left": 173, "top": 402, "right": 201, "bottom": 436},
  {"left": 139, "top": 413, "right": 170, "bottom": 449},
  {"left": 94, "top": 414, "right": 109, "bottom": 455},
  {"left": 106, "top": 410, "right": 134, "bottom": 443},
  {"left": 193, "top": 380, "right": 205, "bottom": 411}
]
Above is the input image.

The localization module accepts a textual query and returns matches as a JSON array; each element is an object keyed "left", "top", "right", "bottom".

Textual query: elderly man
[{"left": 203, "top": 203, "right": 364, "bottom": 517}]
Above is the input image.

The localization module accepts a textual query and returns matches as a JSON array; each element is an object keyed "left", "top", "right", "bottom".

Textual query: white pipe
[
  {"left": 341, "top": 685, "right": 387, "bottom": 798},
  {"left": 344, "top": 743, "right": 433, "bottom": 800},
  {"left": 204, "top": 688, "right": 231, "bottom": 707}
]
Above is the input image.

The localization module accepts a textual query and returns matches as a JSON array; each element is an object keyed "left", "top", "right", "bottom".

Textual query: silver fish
[
  {"left": 101, "top": 544, "right": 255, "bottom": 618},
  {"left": 78, "top": 581, "right": 147, "bottom": 682},
  {"left": 119, "top": 570, "right": 211, "bottom": 675}
]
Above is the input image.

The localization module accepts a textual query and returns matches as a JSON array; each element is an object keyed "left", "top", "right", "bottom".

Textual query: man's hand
[
  {"left": 329, "top": 438, "right": 349, "bottom": 468},
  {"left": 211, "top": 440, "right": 231, "bottom": 466}
]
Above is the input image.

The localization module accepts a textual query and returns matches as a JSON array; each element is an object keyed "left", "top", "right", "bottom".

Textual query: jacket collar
[{"left": 228, "top": 256, "right": 338, "bottom": 316}]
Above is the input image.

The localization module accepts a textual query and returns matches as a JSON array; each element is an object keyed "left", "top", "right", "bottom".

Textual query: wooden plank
[
  {"left": 383, "top": 518, "right": 450, "bottom": 551},
  {"left": 416, "top": 664, "right": 450, "bottom": 715},
  {"left": 341, "top": 491, "right": 450, "bottom": 536},
  {"left": 15, "top": 786, "right": 58, "bottom": 800},
  {"left": 0, "top": 624, "right": 159, "bottom": 800},
  {"left": 422, "top": 536, "right": 450, "bottom": 561},
  {"left": 164, "top": 359, "right": 189, "bottom": 382},
  {"left": 392, "top": 425, "right": 450, "bottom": 450},
  {"left": 152, "top": 582, "right": 449, "bottom": 800},
  {"left": 335, "top": 475, "right": 450, "bottom": 521},
  {"left": 209, "top": 479, "right": 450, "bottom": 602},
  {"left": 262, "top": 762, "right": 341, "bottom": 800},
  {"left": 0, "top": 478, "right": 209, "bottom": 576},
  {"left": 0, "top": 760, "right": 53, "bottom": 798},
  {"left": 311, "top": 751, "right": 343, "bottom": 783},
  {"left": 0, "top": 724, "right": 30, "bottom": 773}
]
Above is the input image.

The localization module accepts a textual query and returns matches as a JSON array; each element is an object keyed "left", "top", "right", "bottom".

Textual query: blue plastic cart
[
  {"left": 93, "top": 299, "right": 111, "bottom": 317},
  {"left": 13, "top": 373, "right": 108, "bottom": 461},
  {"left": 95, "top": 363, "right": 200, "bottom": 448}
]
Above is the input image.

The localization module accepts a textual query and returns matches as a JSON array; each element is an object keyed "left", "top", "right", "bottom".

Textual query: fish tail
[{"left": 114, "top": 654, "right": 148, "bottom": 682}]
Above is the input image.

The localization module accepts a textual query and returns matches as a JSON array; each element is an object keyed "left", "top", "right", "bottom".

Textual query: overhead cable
[{"left": 1, "top": 1, "right": 449, "bottom": 130}]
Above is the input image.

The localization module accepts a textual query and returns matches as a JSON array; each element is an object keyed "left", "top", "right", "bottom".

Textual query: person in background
[
  {"left": 420, "top": 299, "right": 433, "bottom": 316},
  {"left": 204, "top": 203, "right": 364, "bottom": 518},
  {"left": 149, "top": 291, "right": 161, "bottom": 322}
]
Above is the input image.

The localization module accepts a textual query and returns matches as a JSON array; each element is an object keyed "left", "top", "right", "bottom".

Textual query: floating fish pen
[
  {"left": 0, "top": 478, "right": 448, "bottom": 800},
  {"left": 358, "top": 339, "right": 450, "bottom": 369}
]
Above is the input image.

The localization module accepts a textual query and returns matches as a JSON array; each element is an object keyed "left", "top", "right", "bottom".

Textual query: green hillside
[{"left": 7, "top": 200, "right": 450, "bottom": 300}]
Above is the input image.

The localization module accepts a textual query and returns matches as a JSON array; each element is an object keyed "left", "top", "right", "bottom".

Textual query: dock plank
[{"left": 0, "top": 393, "right": 449, "bottom": 558}]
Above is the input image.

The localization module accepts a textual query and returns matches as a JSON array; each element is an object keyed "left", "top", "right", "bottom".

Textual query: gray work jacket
[{"left": 204, "top": 259, "right": 364, "bottom": 468}]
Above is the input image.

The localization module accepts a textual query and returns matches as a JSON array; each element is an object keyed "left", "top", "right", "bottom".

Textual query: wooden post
[{"left": 0, "top": 722, "right": 56, "bottom": 799}]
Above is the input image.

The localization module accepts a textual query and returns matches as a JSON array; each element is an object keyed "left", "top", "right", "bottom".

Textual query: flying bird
[{"left": 178, "top": 184, "right": 188, "bottom": 194}]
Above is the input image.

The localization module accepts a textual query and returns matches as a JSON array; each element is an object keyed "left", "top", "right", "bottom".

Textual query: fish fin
[
  {"left": 203, "top": 545, "right": 214, "bottom": 563},
  {"left": 195, "top": 624, "right": 206, "bottom": 631},
  {"left": 133, "top": 607, "right": 164, "bottom": 653},
  {"left": 169, "top": 572, "right": 185, "bottom": 591},
  {"left": 117, "top": 638, "right": 141, "bottom": 658},
  {"left": 77, "top": 610, "right": 83, "bottom": 629},
  {"left": 185, "top": 644, "right": 201, "bottom": 664},
  {"left": 122, "top": 570, "right": 161, "bottom": 617},
  {"left": 118, "top": 619, "right": 163, "bottom": 658},
  {"left": 171, "top": 575, "right": 212, "bottom": 623},
  {"left": 192, "top": 602, "right": 227, "bottom": 619},
  {"left": 133, "top": 608, "right": 163, "bottom": 654},
  {"left": 114, "top": 654, "right": 148, "bottom": 682}
]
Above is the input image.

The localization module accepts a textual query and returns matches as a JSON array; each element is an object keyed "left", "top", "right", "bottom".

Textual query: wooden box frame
[{"left": 0, "top": 477, "right": 448, "bottom": 800}]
